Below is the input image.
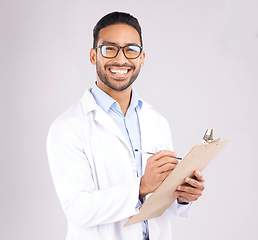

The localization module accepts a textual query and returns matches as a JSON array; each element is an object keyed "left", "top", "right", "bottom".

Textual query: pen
[{"left": 134, "top": 149, "right": 182, "bottom": 160}]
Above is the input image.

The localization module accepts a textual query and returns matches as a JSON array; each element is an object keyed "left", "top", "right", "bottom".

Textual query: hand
[
  {"left": 139, "top": 150, "right": 178, "bottom": 199},
  {"left": 175, "top": 170, "right": 205, "bottom": 204}
]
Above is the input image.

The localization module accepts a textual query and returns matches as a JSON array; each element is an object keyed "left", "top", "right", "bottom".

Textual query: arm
[{"left": 47, "top": 120, "right": 140, "bottom": 228}]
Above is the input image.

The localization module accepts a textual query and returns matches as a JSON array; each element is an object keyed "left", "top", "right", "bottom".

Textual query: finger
[
  {"left": 160, "top": 171, "right": 172, "bottom": 181},
  {"left": 194, "top": 170, "right": 205, "bottom": 182},
  {"left": 177, "top": 196, "right": 189, "bottom": 203},
  {"left": 184, "top": 177, "right": 205, "bottom": 190},
  {"left": 157, "top": 156, "right": 178, "bottom": 167},
  {"left": 176, "top": 190, "right": 201, "bottom": 202},
  {"left": 159, "top": 162, "right": 177, "bottom": 173},
  {"left": 145, "top": 157, "right": 176, "bottom": 173},
  {"left": 176, "top": 185, "right": 203, "bottom": 196},
  {"left": 152, "top": 150, "right": 178, "bottom": 160}
]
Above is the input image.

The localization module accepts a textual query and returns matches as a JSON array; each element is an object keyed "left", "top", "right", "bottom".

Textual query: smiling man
[
  {"left": 47, "top": 12, "right": 205, "bottom": 240},
  {"left": 90, "top": 23, "right": 145, "bottom": 115}
]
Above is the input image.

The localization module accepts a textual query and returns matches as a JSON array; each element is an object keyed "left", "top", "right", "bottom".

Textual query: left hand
[{"left": 175, "top": 170, "right": 205, "bottom": 204}]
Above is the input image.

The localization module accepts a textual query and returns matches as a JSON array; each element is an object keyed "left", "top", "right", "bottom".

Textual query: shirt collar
[
  {"left": 91, "top": 83, "right": 116, "bottom": 113},
  {"left": 91, "top": 83, "right": 143, "bottom": 114},
  {"left": 129, "top": 89, "right": 143, "bottom": 110}
]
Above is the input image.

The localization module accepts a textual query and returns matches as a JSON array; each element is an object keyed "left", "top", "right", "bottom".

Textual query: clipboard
[{"left": 124, "top": 133, "right": 229, "bottom": 227}]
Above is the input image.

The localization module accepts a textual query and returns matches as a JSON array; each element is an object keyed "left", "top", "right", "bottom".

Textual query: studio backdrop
[{"left": 1, "top": 0, "right": 257, "bottom": 239}]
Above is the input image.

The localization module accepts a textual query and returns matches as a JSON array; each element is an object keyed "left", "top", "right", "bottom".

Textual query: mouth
[{"left": 107, "top": 66, "right": 132, "bottom": 79}]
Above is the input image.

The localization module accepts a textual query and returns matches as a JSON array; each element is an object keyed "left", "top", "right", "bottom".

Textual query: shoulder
[
  {"left": 139, "top": 100, "right": 173, "bottom": 150},
  {"left": 139, "top": 101, "right": 172, "bottom": 140},
  {"left": 141, "top": 100, "right": 169, "bottom": 125},
  {"left": 47, "top": 101, "right": 84, "bottom": 142},
  {"left": 59, "top": 101, "right": 84, "bottom": 121},
  {"left": 49, "top": 89, "right": 96, "bottom": 133}
]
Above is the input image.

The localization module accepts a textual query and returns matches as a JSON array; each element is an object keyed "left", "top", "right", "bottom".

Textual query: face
[{"left": 90, "top": 24, "right": 145, "bottom": 93}]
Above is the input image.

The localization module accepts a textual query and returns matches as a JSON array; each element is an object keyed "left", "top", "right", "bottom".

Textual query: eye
[
  {"left": 105, "top": 46, "right": 117, "bottom": 51},
  {"left": 126, "top": 46, "right": 140, "bottom": 52}
]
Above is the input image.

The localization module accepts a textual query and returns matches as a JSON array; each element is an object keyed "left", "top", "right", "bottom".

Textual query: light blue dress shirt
[{"left": 91, "top": 84, "right": 149, "bottom": 239}]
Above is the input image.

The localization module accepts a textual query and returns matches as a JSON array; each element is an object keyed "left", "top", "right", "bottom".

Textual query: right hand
[{"left": 139, "top": 150, "right": 179, "bottom": 199}]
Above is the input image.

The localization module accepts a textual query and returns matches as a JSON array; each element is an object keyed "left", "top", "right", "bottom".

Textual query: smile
[
  {"left": 108, "top": 67, "right": 132, "bottom": 78},
  {"left": 110, "top": 69, "right": 128, "bottom": 75}
]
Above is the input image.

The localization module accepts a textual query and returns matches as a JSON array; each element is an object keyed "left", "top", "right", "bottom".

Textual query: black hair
[{"left": 93, "top": 11, "right": 143, "bottom": 48}]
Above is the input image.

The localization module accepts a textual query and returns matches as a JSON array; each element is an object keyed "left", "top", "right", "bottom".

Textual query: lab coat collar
[
  {"left": 80, "top": 88, "right": 151, "bottom": 116},
  {"left": 91, "top": 83, "right": 117, "bottom": 113},
  {"left": 80, "top": 89, "right": 129, "bottom": 150},
  {"left": 91, "top": 83, "right": 144, "bottom": 114},
  {"left": 80, "top": 89, "right": 152, "bottom": 159},
  {"left": 80, "top": 89, "right": 151, "bottom": 157},
  {"left": 80, "top": 89, "right": 100, "bottom": 115}
]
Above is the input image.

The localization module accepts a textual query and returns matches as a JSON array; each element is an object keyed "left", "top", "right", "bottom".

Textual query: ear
[
  {"left": 140, "top": 51, "right": 145, "bottom": 68},
  {"left": 90, "top": 48, "right": 97, "bottom": 65}
]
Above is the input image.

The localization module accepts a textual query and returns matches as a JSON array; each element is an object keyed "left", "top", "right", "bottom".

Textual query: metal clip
[{"left": 202, "top": 129, "right": 220, "bottom": 144}]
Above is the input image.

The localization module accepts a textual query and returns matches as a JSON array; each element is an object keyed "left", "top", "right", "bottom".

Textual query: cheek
[
  {"left": 135, "top": 60, "right": 143, "bottom": 69},
  {"left": 139, "top": 53, "right": 145, "bottom": 68},
  {"left": 96, "top": 56, "right": 109, "bottom": 69},
  {"left": 96, "top": 54, "right": 101, "bottom": 64},
  {"left": 133, "top": 57, "right": 143, "bottom": 67},
  {"left": 140, "top": 58, "right": 145, "bottom": 68}
]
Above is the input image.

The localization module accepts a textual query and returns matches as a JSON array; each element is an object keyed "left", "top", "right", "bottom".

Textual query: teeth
[{"left": 110, "top": 69, "right": 128, "bottom": 75}]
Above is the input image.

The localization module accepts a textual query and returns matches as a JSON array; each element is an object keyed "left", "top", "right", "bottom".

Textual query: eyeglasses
[{"left": 96, "top": 45, "right": 143, "bottom": 59}]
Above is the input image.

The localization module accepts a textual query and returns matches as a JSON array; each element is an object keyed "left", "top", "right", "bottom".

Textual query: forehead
[{"left": 97, "top": 23, "right": 141, "bottom": 46}]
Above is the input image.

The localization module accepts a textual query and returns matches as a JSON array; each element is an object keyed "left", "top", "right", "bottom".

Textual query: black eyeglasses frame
[{"left": 96, "top": 45, "right": 143, "bottom": 59}]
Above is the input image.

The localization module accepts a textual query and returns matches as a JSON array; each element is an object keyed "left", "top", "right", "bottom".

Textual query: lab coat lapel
[
  {"left": 81, "top": 89, "right": 132, "bottom": 154},
  {"left": 137, "top": 102, "right": 153, "bottom": 175},
  {"left": 94, "top": 110, "right": 131, "bottom": 150}
]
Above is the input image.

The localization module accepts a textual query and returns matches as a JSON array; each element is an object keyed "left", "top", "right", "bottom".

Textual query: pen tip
[{"left": 135, "top": 149, "right": 138, "bottom": 152}]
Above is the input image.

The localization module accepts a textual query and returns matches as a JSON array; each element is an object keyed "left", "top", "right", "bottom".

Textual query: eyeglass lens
[{"left": 100, "top": 45, "right": 141, "bottom": 59}]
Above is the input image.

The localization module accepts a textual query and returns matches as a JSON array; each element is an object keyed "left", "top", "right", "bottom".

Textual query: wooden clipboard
[{"left": 124, "top": 139, "right": 229, "bottom": 227}]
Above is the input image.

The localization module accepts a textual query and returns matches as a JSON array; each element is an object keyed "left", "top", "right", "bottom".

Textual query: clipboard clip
[{"left": 202, "top": 129, "right": 220, "bottom": 144}]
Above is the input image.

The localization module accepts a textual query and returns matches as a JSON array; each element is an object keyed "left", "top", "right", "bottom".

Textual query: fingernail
[
  {"left": 186, "top": 178, "right": 190, "bottom": 183},
  {"left": 177, "top": 186, "right": 182, "bottom": 190}
]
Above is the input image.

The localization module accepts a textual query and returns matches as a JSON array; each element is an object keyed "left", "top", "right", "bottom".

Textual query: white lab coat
[{"left": 47, "top": 89, "right": 190, "bottom": 240}]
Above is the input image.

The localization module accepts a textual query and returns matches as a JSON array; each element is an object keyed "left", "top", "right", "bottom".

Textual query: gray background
[{"left": 1, "top": 0, "right": 258, "bottom": 239}]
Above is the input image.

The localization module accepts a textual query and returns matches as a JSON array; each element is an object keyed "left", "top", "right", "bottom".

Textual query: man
[{"left": 47, "top": 12, "right": 205, "bottom": 240}]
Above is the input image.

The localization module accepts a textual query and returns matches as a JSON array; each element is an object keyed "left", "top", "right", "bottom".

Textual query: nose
[{"left": 114, "top": 47, "right": 128, "bottom": 64}]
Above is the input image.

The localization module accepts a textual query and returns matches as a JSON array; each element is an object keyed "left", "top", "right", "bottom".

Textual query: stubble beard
[{"left": 96, "top": 62, "right": 141, "bottom": 92}]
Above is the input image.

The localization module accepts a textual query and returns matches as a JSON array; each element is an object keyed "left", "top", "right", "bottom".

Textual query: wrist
[{"left": 139, "top": 176, "right": 149, "bottom": 200}]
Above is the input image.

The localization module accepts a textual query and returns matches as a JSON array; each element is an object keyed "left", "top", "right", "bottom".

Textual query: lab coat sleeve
[
  {"left": 47, "top": 119, "right": 140, "bottom": 228},
  {"left": 176, "top": 202, "right": 192, "bottom": 217}
]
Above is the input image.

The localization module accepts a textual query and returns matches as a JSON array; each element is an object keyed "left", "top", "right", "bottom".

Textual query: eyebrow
[{"left": 100, "top": 41, "right": 140, "bottom": 46}]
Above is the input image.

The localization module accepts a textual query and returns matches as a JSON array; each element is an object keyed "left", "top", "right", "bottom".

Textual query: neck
[{"left": 96, "top": 81, "right": 132, "bottom": 116}]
